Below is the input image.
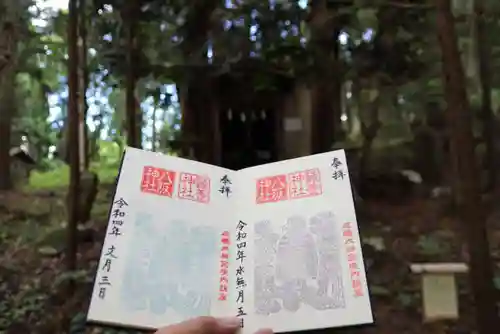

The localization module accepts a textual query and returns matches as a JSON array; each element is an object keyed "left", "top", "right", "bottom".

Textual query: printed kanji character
[
  {"left": 237, "top": 306, "right": 247, "bottom": 317},
  {"left": 352, "top": 279, "right": 363, "bottom": 297},
  {"left": 236, "top": 250, "right": 246, "bottom": 263},
  {"left": 236, "top": 221, "right": 247, "bottom": 231},
  {"left": 346, "top": 245, "right": 356, "bottom": 253},
  {"left": 109, "top": 226, "right": 121, "bottom": 237},
  {"left": 221, "top": 232, "right": 230, "bottom": 245},
  {"left": 99, "top": 276, "right": 111, "bottom": 286},
  {"left": 219, "top": 185, "right": 232, "bottom": 197},
  {"left": 236, "top": 290, "right": 244, "bottom": 303},
  {"left": 331, "top": 157, "right": 343, "bottom": 169},
  {"left": 102, "top": 258, "right": 113, "bottom": 272},
  {"left": 112, "top": 220, "right": 124, "bottom": 226},
  {"left": 332, "top": 170, "right": 347, "bottom": 180},
  {"left": 347, "top": 252, "right": 356, "bottom": 262},
  {"left": 104, "top": 245, "right": 118, "bottom": 259},
  {"left": 236, "top": 276, "right": 246, "bottom": 289},
  {"left": 288, "top": 168, "right": 322, "bottom": 199},
  {"left": 256, "top": 175, "right": 288, "bottom": 204},
  {"left": 113, "top": 197, "right": 128, "bottom": 208},
  {"left": 111, "top": 209, "right": 125, "bottom": 218},
  {"left": 98, "top": 287, "right": 106, "bottom": 299},
  {"left": 141, "top": 166, "right": 176, "bottom": 197},
  {"left": 236, "top": 266, "right": 244, "bottom": 276},
  {"left": 236, "top": 231, "right": 247, "bottom": 241},
  {"left": 178, "top": 173, "right": 211, "bottom": 203},
  {"left": 343, "top": 229, "right": 353, "bottom": 237},
  {"left": 220, "top": 175, "right": 232, "bottom": 185}
]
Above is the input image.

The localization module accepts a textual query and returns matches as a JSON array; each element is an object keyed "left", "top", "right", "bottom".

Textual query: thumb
[{"left": 155, "top": 317, "right": 241, "bottom": 334}]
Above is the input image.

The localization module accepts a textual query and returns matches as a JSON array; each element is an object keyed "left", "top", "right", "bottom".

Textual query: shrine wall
[{"left": 279, "top": 82, "right": 313, "bottom": 160}]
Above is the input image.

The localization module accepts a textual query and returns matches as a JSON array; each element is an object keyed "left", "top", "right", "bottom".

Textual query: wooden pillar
[
  {"left": 179, "top": 84, "right": 197, "bottom": 159},
  {"left": 180, "top": 77, "right": 221, "bottom": 164},
  {"left": 212, "top": 94, "right": 222, "bottom": 166}
]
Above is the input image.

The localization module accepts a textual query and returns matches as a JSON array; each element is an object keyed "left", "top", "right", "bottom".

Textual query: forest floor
[{"left": 1, "top": 179, "right": 500, "bottom": 334}]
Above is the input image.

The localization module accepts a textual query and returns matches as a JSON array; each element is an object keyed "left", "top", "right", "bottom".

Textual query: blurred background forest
[{"left": 2, "top": 0, "right": 500, "bottom": 333}]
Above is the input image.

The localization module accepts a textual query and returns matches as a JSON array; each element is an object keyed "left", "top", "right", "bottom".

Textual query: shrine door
[{"left": 220, "top": 108, "right": 277, "bottom": 170}]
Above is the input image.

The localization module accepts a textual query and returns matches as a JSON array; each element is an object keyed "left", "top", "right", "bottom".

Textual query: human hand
[{"left": 154, "top": 317, "right": 273, "bottom": 334}]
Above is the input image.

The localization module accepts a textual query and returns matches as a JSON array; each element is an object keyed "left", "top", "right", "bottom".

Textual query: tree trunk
[
  {"left": 359, "top": 90, "right": 381, "bottom": 182},
  {"left": 179, "top": 0, "right": 219, "bottom": 160},
  {"left": 124, "top": 0, "right": 140, "bottom": 148},
  {"left": 90, "top": 113, "right": 104, "bottom": 160},
  {"left": 309, "top": 0, "right": 343, "bottom": 153},
  {"left": 474, "top": 0, "right": 495, "bottom": 191},
  {"left": 331, "top": 31, "right": 343, "bottom": 142},
  {"left": 152, "top": 106, "right": 157, "bottom": 152},
  {"left": 436, "top": 0, "right": 498, "bottom": 332},
  {"left": 66, "top": 0, "right": 81, "bottom": 280},
  {"left": 342, "top": 82, "right": 353, "bottom": 134},
  {"left": 0, "top": 3, "right": 19, "bottom": 191},
  {"left": 78, "top": 0, "right": 90, "bottom": 170}
]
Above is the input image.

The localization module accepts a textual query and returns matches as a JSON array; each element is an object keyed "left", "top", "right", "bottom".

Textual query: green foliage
[
  {"left": 369, "top": 284, "right": 391, "bottom": 296},
  {"left": 356, "top": 8, "right": 378, "bottom": 31},
  {"left": 28, "top": 141, "right": 122, "bottom": 190},
  {"left": 0, "top": 286, "right": 47, "bottom": 329},
  {"left": 396, "top": 292, "right": 416, "bottom": 308},
  {"left": 54, "top": 270, "right": 93, "bottom": 287},
  {"left": 416, "top": 234, "right": 451, "bottom": 257},
  {"left": 29, "top": 163, "right": 70, "bottom": 189}
]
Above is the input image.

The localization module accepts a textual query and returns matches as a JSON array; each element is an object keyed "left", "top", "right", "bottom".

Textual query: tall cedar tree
[
  {"left": 125, "top": 0, "right": 140, "bottom": 148},
  {"left": 436, "top": 0, "right": 498, "bottom": 331},
  {"left": 474, "top": 0, "right": 495, "bottom": 191},
  {"left": 66, "top": 0, "right": 81, "bottom": 279},
  {"left": 0, "top": 5, "right": 17, "bottom": 191}
]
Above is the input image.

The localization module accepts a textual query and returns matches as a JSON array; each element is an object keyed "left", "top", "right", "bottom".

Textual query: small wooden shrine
[{"left": 178, "top": 58, "right": 314, "bottom": 169}]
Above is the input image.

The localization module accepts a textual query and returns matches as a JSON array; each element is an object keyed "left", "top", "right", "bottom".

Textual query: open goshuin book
[{"left": 87, "top": 147, "right": 373, "bottom": 333}]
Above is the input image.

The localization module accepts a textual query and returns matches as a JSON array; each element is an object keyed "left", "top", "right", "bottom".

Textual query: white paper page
[
  {"left": 234, "top": 149, "right": 373, "bottom": 334},
  {"left": 87, "top": 147, "right": 236, "bottom": 330}
]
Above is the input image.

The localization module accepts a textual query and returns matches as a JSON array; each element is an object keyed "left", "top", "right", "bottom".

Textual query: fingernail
[{"left": 217, "top": 317, "right": 241, "bottom": 329}]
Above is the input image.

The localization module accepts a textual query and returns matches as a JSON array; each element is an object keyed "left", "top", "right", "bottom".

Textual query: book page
[
  {"left": 234, "top": 149, "right": 373, "bottom": 333},
  {"left": 87, "top": 147, "right": 236, "bottom": 330}
]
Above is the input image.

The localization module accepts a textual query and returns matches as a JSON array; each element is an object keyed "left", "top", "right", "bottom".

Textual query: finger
[
  {"left": 254, "top": 328, "right": 273, "bottom": 334},
  {"left": 156, "top": 316, "right": 241, "bottom": 334}
]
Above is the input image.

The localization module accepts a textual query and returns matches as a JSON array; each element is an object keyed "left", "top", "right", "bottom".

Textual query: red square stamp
[
  {"left": 178, "top": 172, "right": 211, "bottom": 203},
  {"left": 256, "top": 174, "right": 288, "bottom": 204},
  {"left": 288, "top": 168, "right": 322, "bottom": 200},
  {"left": 140, "top": 166, "right": 176, "bottom": 197}
]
